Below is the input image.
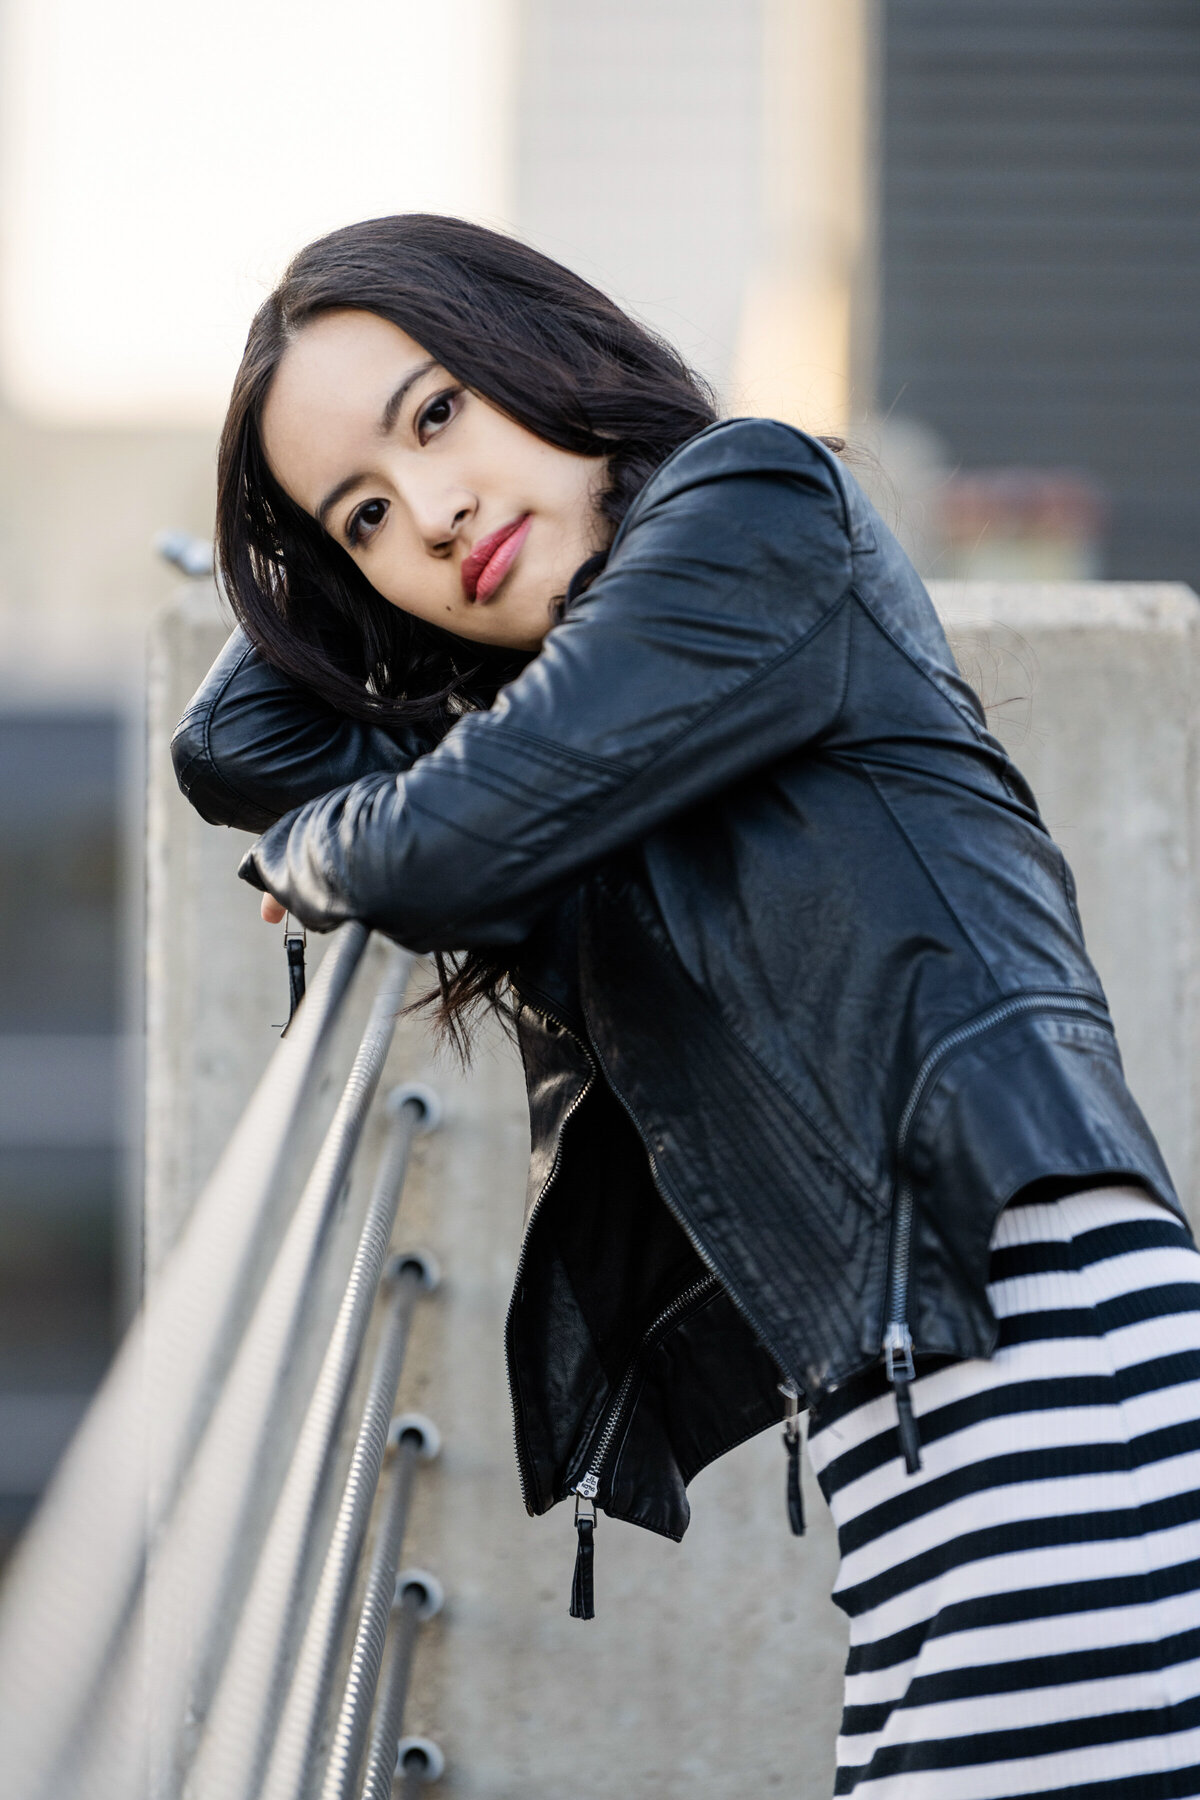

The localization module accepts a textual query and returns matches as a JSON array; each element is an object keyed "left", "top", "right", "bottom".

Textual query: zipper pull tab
[
  {"left": 884, "top": 1322, "right": 922, "bottom": 1474},
  {"left": 778, "top": 1379, "right": 805, "bottom": 1536},
  {"left": 569, "top": 1491, "right": 596, "bottom": 1620},
  {"left": 281, "top": 914, "right": 307, "bottom": 1038}
]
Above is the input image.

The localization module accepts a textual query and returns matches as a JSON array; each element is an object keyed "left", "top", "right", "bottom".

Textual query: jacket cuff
[{"left": 237, "top": 844, "right": 269, "bottom": 893}]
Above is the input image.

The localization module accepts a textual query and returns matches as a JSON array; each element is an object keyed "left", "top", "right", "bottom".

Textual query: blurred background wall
[{"left": 0, "top": 0, "right": 1196, "bottom": 1571}]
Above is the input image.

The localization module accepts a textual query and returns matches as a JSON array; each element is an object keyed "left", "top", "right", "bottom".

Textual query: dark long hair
[{"left": 216, "top": 213, "right": 718, "bottom": 1049}]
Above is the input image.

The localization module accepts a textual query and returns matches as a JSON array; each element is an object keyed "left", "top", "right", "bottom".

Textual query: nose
[{"left": 401, "top": 469, "right": 475, "bottom": 556}]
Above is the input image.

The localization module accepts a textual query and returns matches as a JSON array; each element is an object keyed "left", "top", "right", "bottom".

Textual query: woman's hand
[{"left": 261, "top": 893, "right": 286, "bottom": 925}]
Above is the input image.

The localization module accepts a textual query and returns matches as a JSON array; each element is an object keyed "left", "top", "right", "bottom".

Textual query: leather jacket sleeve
[
  {"left": 171, "top": 626, "right": 433, "bottom": 833},
  {"left": 237, "top": 420, "right": 855, "bottom": 949}
]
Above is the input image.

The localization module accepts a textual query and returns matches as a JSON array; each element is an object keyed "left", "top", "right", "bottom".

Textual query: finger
[{"left": 261, "top": 894, "right": 287, "bottom": 925}]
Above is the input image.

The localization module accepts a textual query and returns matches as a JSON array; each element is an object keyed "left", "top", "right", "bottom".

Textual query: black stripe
[
  {"left": 816, "top": 1348, "right": 1200, "bottom": 1499},
  {"left": 833, "top": 1689, "right": 1200, "bottom": 1786},
  {"left": 837, "top": 1485, "right": 1200, "bottom": 1618},
  {"left": 837, "top": 1757, "right": 1200, "bottom": 1800},
  {"left": 844, "top": 1554, "right": 1200, "bottom": 1676},
  {"left": 811, "top": 1279, "right": 1200, "bottom": 1447},
  {"left": 1000, "top": 1279, "right": 1200, "bottom": 1347},
  {"left": 840, "top": 1620, "right": 1200, "bottom": 1735},
  {"left": 818, "top": 1374, "right": 1114, "bottom": 1499},
  {"left": 1118, "top": 1348, "right": 1200, "bottom": 1403},
  {"left": 810, "top": 1358, "right": 952, "bottom": 1433},
  {"left": 989, "top": 1217, "right": 1190, "bottom": 1282},
  {"left": 835, "top": 1418, "right": 1200, "bottom": 1558}
]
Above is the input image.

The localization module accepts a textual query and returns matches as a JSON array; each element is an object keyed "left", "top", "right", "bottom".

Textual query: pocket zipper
[
  {"left": 567, "top": 1273, "right": 721, "bottom": 1618},
  {"left": 504, "top": 996, "right": 597, "bottom": 1513},
  {"left": 882, "top": 990, "right": 1108, "bottom": 1473}
]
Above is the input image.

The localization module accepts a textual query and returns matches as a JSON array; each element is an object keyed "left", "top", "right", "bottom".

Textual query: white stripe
[
  {"left": 996, "top": 1190, "right": 1178, "bottom": 1244},
  {"left": 844, "top": 1589, "right": 1200, "bottom": 1710},
  {"left": 989, "top": 1256, "right": 1200, "bottom": 1321},
  {"left": 807, "top": 1317, "right": 1200, "bottom": 1480},
  {"left": 1119, "top": 1375, "right": 1200, "bottom": 1439},
  {"left": 829, "top": 1392, "right": 1200, "bottom": 1532},
  {"left": 841, "top": 1661, "right": 1197, "bottom": 1770},
  {"left": 835, "top": 1714, "right": 1197, "bottom": 1800},
  {"left": 834, "top": 1450, "right": 1200, "bottom": 1596},
  {"left": 841, "top": 1517, "right": 1200, "bottom": 1646},
  {"left": 988, "top": 1248, "right": 1200, "bottom": 1317},
  {"left": 1087, "top": 1309, "right": 1200, "bottom": 1376},
  {"left": 829, "top": 1402, "right": 1146, "bottom": 1528},
  {"left": 813, "top": 1317, "right": 1200, "bottom": 1483}
]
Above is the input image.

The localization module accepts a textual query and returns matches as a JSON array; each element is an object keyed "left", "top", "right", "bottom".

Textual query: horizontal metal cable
[
  {"left": 195, "top": 1072, "right": 438, "bottom": 1800},
  {"left": 151, "top": 947, "right": 415, "bottom": 1800},
  {"left": 320, "top": 1422, "right": 432, "bottom": 1800},
  {"left": 0, "top": 923, "right": 370, "bottom": 1800},
  {"left": 257, "top": 1159, "right": 440, "bottom": 1800}
]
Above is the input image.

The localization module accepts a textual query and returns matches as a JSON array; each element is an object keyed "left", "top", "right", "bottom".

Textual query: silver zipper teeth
[
  {"left": 504, "top": 995, "right": 597, "bottom": 1512},
  {"left": 883, "top": 991, "right": 1108, "bottom": 1354},
  {"left": 572, "top": 1274, "right": 721, "bottom": 1500}
]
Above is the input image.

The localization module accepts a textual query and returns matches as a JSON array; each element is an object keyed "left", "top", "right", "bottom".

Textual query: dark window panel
[{"left": 880, "top": 0, "right": 1200, "bottom": 589}]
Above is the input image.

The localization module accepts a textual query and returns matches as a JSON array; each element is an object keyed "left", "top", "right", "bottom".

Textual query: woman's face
[{"left": 260, "top": 309, "right": 609, "bottom": 653}]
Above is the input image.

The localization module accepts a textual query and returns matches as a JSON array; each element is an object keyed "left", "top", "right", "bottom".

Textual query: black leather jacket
[{"left": 174, "top": 419, "right": 1179, "bottom": 1548}]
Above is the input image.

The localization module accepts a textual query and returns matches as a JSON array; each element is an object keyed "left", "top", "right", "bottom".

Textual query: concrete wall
[{"left": 144, "top": 578, "right": 1200, "bottom": 1797}]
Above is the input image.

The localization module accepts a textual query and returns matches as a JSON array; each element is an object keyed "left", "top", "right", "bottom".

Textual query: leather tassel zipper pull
[
  {"left": 894, "top": 1383, "right": 922, "bottom": 1475},
  {"left": 779, "top": 1379, "right": 805, "bottom": 1536},
  {"left": 281, "top": 915, "right": 307, "bottom": 1038},
  {"left": 569, "top": 1493, "right": 596, "bottom": 1620},
  {"left": 884, "top": 1322, "right": 923, "bottom": 1474}
]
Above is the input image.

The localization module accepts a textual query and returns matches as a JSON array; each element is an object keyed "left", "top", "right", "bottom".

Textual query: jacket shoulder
[{"left": 636, "top": 417, "right": 845, "bottom": 507}]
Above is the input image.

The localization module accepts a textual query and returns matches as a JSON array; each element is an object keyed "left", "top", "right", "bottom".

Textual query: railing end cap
[{"left": 387, "top": 1081, "right": 442, "bottom": 1134}]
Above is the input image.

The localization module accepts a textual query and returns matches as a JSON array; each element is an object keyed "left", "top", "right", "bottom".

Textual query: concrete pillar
[
  {"left": 143, "top": 582, "right": 313, "bottom": 1272},
  {"left": 144, "top": 579, "right": 1200, "bottom": 1797}
]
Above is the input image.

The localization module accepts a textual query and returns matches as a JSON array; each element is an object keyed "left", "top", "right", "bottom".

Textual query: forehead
[{"left": 260, "top": 309, "right": 433, "bottom": 507}]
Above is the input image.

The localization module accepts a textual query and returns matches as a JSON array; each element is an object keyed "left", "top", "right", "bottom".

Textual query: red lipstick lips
[{"left": 461, "top": 514, "right": 532, "bottom": 604}]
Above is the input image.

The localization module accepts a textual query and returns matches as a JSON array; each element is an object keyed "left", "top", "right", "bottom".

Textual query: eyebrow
[{"left": 314, "top": 357, "right": 439, "bottom": 529}]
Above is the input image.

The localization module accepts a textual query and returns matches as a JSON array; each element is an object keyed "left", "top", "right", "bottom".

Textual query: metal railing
[{"left": 0, "top": 924, "right": 446, "bottom": 1800}]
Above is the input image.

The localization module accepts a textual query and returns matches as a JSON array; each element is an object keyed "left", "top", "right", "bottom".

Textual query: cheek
[
  {"left": 549, "top": 465, "right": 604, "bottom": 548},
  {"left": 376, "top": 553, "right": 453, "bottom": 622}
]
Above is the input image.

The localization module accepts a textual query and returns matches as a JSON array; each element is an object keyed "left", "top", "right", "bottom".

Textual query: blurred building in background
[
  {"left": 0, "top": 0, "right": 1197, "bottom": 1552},
  {"left": 878, "top": 0, "right": 1200, "bottom": 586}
]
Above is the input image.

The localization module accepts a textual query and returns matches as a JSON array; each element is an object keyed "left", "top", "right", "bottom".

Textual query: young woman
[{"left": 174, "top": 214, "right": 1200, "bottom": 1796}]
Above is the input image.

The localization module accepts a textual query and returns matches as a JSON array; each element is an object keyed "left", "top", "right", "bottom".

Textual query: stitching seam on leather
[
  {"left": 859, "top": 764, "right": 1002, "bottom": 992},
  {"left": 436, "top": 592, "right": 854, "bottom": 938}
]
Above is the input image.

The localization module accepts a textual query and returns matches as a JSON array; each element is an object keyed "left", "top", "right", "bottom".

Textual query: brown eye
[
  {"left": 347, "top": 499, "right": 387, "bottom": 547},
  {"left": 417, "top": 388, "right": 460, "bottom": 442}
]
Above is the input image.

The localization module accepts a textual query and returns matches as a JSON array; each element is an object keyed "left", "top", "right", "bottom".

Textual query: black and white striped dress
[{"left": 806, "top": 1185, "right": 1200, "bottom": 1798}]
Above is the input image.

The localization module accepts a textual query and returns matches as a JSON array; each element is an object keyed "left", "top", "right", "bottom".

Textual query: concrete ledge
[{"left": 932, "top": 579, "right": 1199, "bottom": 632}]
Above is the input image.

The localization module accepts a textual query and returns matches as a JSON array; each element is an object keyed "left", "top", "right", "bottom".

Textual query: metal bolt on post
[
  {"left": 395, "top": 1735, "right": 445, "bottom": 1796},
  {"left": 359, "top": 1571, "right": 444, "bottom": 1800}
]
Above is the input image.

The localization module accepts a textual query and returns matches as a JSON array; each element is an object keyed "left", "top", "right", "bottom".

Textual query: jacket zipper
[
  {"left": 504, "top": 994, "right": 597, "bottom": 1512},
  {"left": 882, "top": 989, "right": 1109, "bottom": 1473},
  {"left": 566, "top": 1272, "right": 720, "bottom": 1620},
  {"left": 568, "top": 1041, "right": 814, "bottom": 1615},
  {"left": 571, "top": 1273, "right": 722, "bottom": 1502}
]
